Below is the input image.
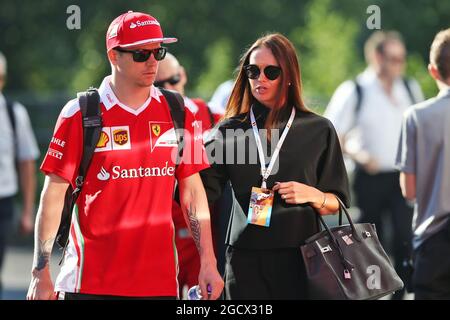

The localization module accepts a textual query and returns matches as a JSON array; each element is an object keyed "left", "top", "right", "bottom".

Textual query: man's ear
[
  {"left": 428, "top": 63, "right": 442, "bottom": 81},
  {"left": 108, "top": 49, "right": 119, "bottom": 66},
  {"left": 180, "top": 66, "right": 187, "bottom": 85}
]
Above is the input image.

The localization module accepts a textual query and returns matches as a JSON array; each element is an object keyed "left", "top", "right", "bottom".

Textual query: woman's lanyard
[{"left": 249, "top": 106, "right": 296, "bottom": 189}]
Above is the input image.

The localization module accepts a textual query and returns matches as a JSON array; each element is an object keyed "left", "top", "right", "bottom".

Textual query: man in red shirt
[
  {"left": 26, "top": 11, "right": 223, "bottom": 300},
  {"left": 155, "top": 53, "right": 219, "bottom": 298}
]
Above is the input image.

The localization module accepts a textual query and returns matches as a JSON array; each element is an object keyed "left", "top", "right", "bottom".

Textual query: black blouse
[{"left": 200, "top": 102, "right": 350, "bottom": 249}]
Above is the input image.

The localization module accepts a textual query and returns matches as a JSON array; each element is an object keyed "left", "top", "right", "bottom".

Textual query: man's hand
[
  {"left": 20, "top": 208, "right": 34, "bottom": 235},
  {"left": 178, "top": 173, "right": 224, "bottom": 299},
  {"left": 27, "top": 267, "right": 56, "bottom": 300},
  {"left": 18, "top": 159, "right": 37, "bottom": 235},
  {"left": 352, "top": 150, "right": 380, "bottom": 174},
  {"left": 27, "top": 174, "right": 69, "bottom": 300},
  {"left": 198, "top": 258, "right": 224, "bottom": 300}
]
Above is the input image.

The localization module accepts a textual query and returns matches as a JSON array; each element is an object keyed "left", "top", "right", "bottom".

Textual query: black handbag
[{"left": 301, "top": 197, "right": 404, "bottom": 300}]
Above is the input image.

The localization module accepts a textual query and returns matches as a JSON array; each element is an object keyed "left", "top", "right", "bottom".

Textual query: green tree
[
  {"left": 194, "top": 38, "right": 234, "bottom": 99},
  {"left": 292, "top": 0, "right": 363, "bottom": 113}
]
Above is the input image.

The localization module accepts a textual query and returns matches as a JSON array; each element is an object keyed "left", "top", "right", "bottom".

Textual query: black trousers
[
  {"left": 224, "top": 246, "right": 307, "bottom": 300},
  {"left": 0, "top": 196, "right": 14, "bottom": 298},
  {"left": 413, "top": 220, "right": 450, "bottom": 300},
  {"left": 353, "top": 168, "right": 413, "bottom": 299}
]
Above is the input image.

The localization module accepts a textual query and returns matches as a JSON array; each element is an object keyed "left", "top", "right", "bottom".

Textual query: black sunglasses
[
  {"left": 154, "top": 73, "right": 181, "bottom": 87},
  {"left": 114, "top": 47, "right": 167, "bottom": 62},
  {"left": 244, "top": 64, "right": 282, "bottom": 81}
]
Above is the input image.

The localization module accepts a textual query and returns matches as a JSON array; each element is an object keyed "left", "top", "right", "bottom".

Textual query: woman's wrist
[{"left": 311, "top": 190, "right": 327, "bottom": 209}]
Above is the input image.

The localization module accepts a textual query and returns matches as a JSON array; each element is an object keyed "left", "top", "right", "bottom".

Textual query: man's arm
[
  {"left": 18, "top": 159, "right": 37, "bottom": 234},
  {"left": 178, "top": 173, "right": 224, "bottom": 300},
  {"left": 27, "top": 173, "right": 69, "bottom": 300},
  {"left": 400, "top": 172, "right": 416, "bottom": 201}
]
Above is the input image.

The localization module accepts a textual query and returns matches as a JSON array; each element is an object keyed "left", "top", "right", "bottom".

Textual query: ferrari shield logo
[{"left": 152, "top": 124, "right": 161, "bottom": 136}]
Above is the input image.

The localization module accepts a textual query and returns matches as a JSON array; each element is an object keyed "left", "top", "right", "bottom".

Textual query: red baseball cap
[{"left": 106, "top": 11, "right": 177, "bottom": 51}]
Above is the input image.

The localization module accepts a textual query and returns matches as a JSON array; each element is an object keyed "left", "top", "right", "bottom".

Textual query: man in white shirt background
[
  {"left": 325, "top": 31, "right": 424, "bottom": 300},
  {"left": 0, "top": 51, "right": 40, "bottom": 299}
]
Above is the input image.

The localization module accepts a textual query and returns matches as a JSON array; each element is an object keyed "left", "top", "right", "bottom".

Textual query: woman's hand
[
  {"left": 272, "top": 181, "right": 322, "bottom": 205},
  {"left": 272, "top": 181, "right": 339, "bottom": 214}
]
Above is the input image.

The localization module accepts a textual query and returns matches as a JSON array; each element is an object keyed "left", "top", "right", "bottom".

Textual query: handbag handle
[
  {"left": 315, "top": 196, "right": 360, "bottom": 239},
  {"left": 317, "top": 196, "right": 348, "bottom": 230},
  {"left": 313, "top": 196, "right": 360, "bottom": 274},
  {"left": 336, "top": 196, "right": 362, "bottom": 242}
]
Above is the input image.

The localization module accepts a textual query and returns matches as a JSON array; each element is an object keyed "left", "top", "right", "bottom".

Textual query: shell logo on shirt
[
  {"left": 149, "top": 121, "right": 178, "bottom": 152},
  {"left": 96, "top": 131, "right": 110, "bottom": 148},
  {"left": 95, "top": 126, "right": 131, "bottom": 152}
]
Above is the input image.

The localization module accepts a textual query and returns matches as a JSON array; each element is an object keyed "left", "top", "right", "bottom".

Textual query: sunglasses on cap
[
  {"left": 154, "top": 73, "right": 181, "bottom": 87},
  {"left": 244, "top": 64, "right": 282, "bottom": 81},
  {"left": 114, "top": 47, "right": 167, "bottom": 62}
]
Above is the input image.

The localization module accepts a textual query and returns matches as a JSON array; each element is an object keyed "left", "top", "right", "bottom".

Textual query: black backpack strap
[
  {"left": 402, "top": 77, "right": 417, "bottom": 105},
  {"left": 160, "top": 88, "right": 185, "bottom": 165},
  {"left": 56, "top": 88, "right": 102, "bottom": 261},
  {"left": 353, "top": 79, "right": 363, "bottom": 117},
  {"left": 159, "top": 88, "right": 186, "bottom": 206},
  {"left": 75, "top": 88, "right": 102, "bottom": 192},
  {"left": 5, "top": 98, "right": 16, "bottom": 133},
  {"left": 207, "top": 105, "right": 216, "bottom": 127},
  {"left": 5, "top": 98, "right": 18, "bottom": 159}
]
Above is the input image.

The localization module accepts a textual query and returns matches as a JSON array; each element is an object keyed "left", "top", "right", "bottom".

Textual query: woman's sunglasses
[
  {"left": 114, "top": 47, "right": 167, "bottom": 62},
  {"left": 244, "top": 64, "right": 282, "bottom": 81},
  {"left": 154, "top": 73, "right": 181, "bottom": 87}
]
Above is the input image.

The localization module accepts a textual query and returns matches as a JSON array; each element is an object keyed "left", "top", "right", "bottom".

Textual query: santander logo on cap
[{"left": 130, "top": 20, "right": 160, "bottom": 29}]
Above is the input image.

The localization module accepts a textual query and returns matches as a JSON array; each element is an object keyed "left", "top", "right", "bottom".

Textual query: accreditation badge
[{"left": 247, "top": 187, "right": 274, "bottom": 227}]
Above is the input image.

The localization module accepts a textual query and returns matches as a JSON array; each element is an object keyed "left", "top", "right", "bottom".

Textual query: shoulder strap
[
  {"left": 5, "top": 99, "right": 18, "bottom": 160},
  {"left": 353, "top": 79, "right": 363, "bottom": 117},
  {"left": 402, "top": 77, "right": 416, "bottom": 105},
  {"left": 5, "top": 98, "right": 16, "bottom": 134},
  {"left": 56, "top": 88, "right": 102, "bottom": 255},
  {"left": 76, "top": 88, "right": 102, "bottom": 189},
  {"left": 160, "top": 88, "right": 185, "bottom": 164}
]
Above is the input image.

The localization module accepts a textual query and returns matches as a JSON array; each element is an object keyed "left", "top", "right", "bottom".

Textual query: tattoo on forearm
[
  {"left": 188, "top": 204, "right": 201, "bottom": 254},
  {"left": 34, "top": 238, "right": 55, "bottom": 270}
]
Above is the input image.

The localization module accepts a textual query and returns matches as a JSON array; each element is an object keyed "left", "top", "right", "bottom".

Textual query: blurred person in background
[
  {"left": 208, "top": 80, "right": 234, "bottom": 118},
  {"left": 324, "top": 31, "right": 424, "bottom": 299},
  {"left": 397, "top": 28, "right": 450, "bottom": 300},
  {"left": 0, "top": 51, "right": 39, "bottom": 298}
]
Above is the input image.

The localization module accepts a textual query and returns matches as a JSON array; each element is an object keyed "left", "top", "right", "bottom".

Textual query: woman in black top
[{"left": 200, "top": 33, "right": 350, "bottom": 299}]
